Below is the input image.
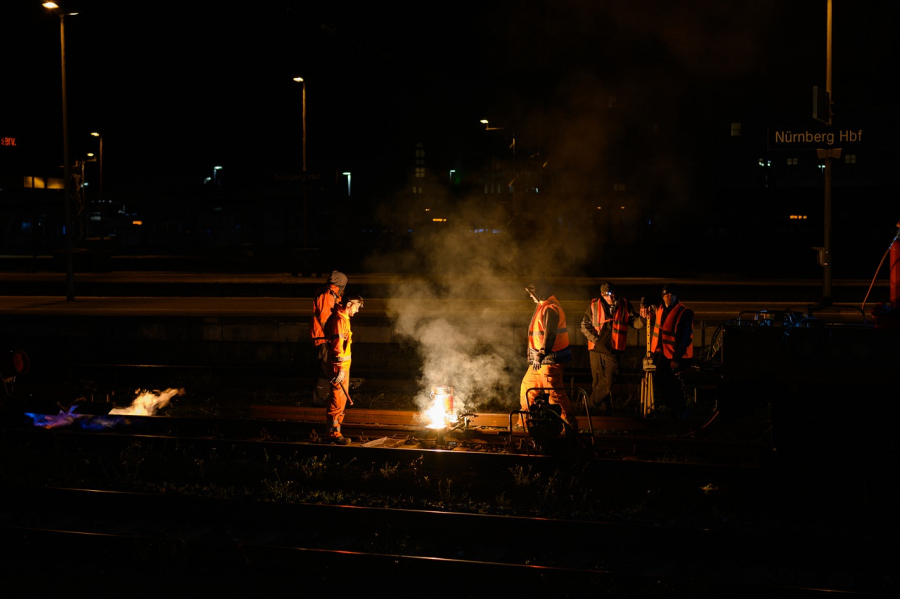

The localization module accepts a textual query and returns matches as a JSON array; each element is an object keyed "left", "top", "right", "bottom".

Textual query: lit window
[
  {"left": 614, "top": 183, "right": 626, "bottom": 192},
  {"left": 787, "top": 158, "right": 798, "bottom": 166},
  {"left": 844, "top": 154, "right": 856, "bottom": 164},
  {"left": 415, "top": 167, "right": 425, "bottom": 178},
  {"left": 731, "top": 122, "right": 741, "bottom": 136}
]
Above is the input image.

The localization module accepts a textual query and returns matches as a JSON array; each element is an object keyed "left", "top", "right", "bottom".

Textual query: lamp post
[
  {"left": 293, "top": 76, "right": 308, "bottom": 251},
  {"left": 90, "top": 131, "right": 104, "bottom": 239},
  {"left": 342, "top": 172, "right": 351, "bottom": 196},
  {"left": 43, "top": 1, "right": 75, "bottom": 301},
  {"left": 293, "top": 77, "right": 306, "bottom": 172},
  {"left": 480, "top": 119, "right": 517, "bottom": 213}
]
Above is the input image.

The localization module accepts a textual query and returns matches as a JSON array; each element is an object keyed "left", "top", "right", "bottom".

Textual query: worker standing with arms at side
[
  {"left": 519, "top": 279, "right": 577, "bottom": 432},
  {"left": 325, "top": 294, "right": 364, "bottom": 445},
  {"left": 641, "top": 283, "right": 694, "bottom": 418},
  {"left": 310, "top": 270, "right": 347, "bottom": 406},
  {"left": 580, "top": 281, "right": 643, "bottom": 415}
]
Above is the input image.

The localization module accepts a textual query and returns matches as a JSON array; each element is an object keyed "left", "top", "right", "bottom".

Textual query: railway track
[
  {"left": 0, "top": 485, "right": 890, "bottom": 597},
  {"left": 6, "top": 401, "right": 776, "bottom": 467}
]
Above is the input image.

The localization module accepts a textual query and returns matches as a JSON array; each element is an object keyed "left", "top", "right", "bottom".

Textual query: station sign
[
  {"left": 275, "top": 171, "right": 320, "bottom": 182},
  {"left": 767, "top": 126, "right": 864, "bottom": 151}
]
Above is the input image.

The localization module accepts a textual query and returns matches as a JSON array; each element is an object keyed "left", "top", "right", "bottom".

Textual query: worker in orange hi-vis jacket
[
  {"left": 518, "top": 279, "right": 576, "bottom": 432},
  {"left": 310, "top": 270, "right": 347, "bottom": 406},
  {"left": 324, "top": 295, "right": 363, "bottom": 444}
]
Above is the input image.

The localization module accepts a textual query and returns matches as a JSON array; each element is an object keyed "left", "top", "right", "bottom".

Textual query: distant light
[
  {"left": 620, "top": 206, "right": 625, "bottom": 209},
  {"left": 91, "top": 132, "right": 100, "bottom": 137},
  {"left": 214, "top": 166, "right": 222, "bottom": 170},
  {"left": 42, "top": 2, "right": 58, "bottom": 9},
  {"left": 293, "top": 76, "right": 304, "bottom": 82},
  {"left": 596, "top": 206, "right": 602, "bottom": 210},
  {"left": 432, "top": 218, "right": 447, "bottom": 222},
  {"left": 425, "top": 208, "right": 430, "bottom": 211},
  {"left": 480, "top": 120, "right": 489, "bottom": 124},
  {"left": 86, "top": 152, "right": 94, "bottom": 157},
  {"left": 132, "top": 220, "right": 142, "bottom": 226}
]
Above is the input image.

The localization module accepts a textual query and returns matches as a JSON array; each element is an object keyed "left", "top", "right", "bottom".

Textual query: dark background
[{"left": 1, "top": 1, "right": 898, "bottom": 279}]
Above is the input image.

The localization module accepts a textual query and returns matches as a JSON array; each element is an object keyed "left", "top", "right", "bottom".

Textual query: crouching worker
[{"left": 325, "top": 295, "right": 364, "bottom": 444}]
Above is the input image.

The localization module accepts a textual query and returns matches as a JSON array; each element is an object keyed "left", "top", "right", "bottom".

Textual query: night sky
[
  {"left": 3, "top": 0, "right": 899, "bottom": 284},
  {"left": 3, "top": 1, "right": 894, "bottom": 189}
]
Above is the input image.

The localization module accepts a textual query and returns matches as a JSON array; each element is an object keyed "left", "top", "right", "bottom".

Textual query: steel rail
[{"left": 0, "top": 485, "right": 888, "bottom": 597}]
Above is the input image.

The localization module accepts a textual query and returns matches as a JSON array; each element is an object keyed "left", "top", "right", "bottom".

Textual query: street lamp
[
  {"left": 43, "top": 1, "right": 77, "bottom": 301},
  {"left": 480, "top": 119, "right": 517, "bottom": 211},
  {"left": 90, "top": 131, "right": 104, "bottom": 239},
  {"left": 293, "top": 77, "right": 306, "bottom": 172},
  {"left": 213, "top": 165, "right": 222, "bottom": 186},
  {"left": 342, "top": 172, "right": 351, "bottom": 197},
  {"left": 293, "top": 76, "right": 308, "bottom": 251}
]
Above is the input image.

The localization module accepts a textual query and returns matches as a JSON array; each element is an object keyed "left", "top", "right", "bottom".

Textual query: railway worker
[
  {"left": 519, "top": 279, "right": 577, "bottom": 432},
  {"left": 641, "top": 283, "right": 694, "bottom": 418},
  {"left": 310, "top": 270, "right": 348, "bottom": 406},
  {"left": 325, "top": 294, "right": 364, "bottom": 445},
  {"left": 580, "top": 281, "right": 643, "bottom": 415}
]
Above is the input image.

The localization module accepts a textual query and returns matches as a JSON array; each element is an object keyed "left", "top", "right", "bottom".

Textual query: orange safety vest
[
  {"left": 650, "top": 303, "right": 693, "bottom": 360},
  {"left": 326, "top": 310, "right": 352, "bottom": 369},
  {"left": 311, "top": 285, "right": 340, "bottom": 346},
  {"left": 589, "top": 297, "right": 631, "bottom": 351},
  {"left": 528, "top": 296, "right": 570, "bottom": 355}
]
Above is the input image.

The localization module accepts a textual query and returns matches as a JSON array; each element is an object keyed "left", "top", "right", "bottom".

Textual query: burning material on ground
[
  {"left": 109, "top": 388, "right": 184, "bottom": 416},
  {"left": 26, "top": 405, "right": 123, "bottom": 430},
  {"left": 26, "top": 388, "right": 184, "bottom": 429}
]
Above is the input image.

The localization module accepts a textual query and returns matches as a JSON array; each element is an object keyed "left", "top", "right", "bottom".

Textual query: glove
[
  {"left": 332, "top": 370, "right": 345, "bottom": 385},
  {"left": 531, "top": 351, "right": 545, "bottom": 371}
]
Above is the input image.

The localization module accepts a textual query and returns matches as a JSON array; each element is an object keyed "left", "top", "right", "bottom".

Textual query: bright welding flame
[
  {"left": 423, "top": 395, "right": 457, "bottom": 429},
  {"left": 109, "top": 388, "right": 184, "bottom": 415}
]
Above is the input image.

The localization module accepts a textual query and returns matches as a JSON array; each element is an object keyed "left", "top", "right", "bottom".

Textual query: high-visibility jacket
[
  {"left": 311, "top": 284, "right": 341, "bottom": 346},
  {"left": 528, "top": 295, "right": 571, "bottom": 363},
  {"left": 650, "top": 302, "right": 693, "bottom": 360},
  {"left": 588, "top": 297, "right": 631, "bottom": 351},
  {"left": 326, "top": 310, "right": 352, "bottom": 372}
]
